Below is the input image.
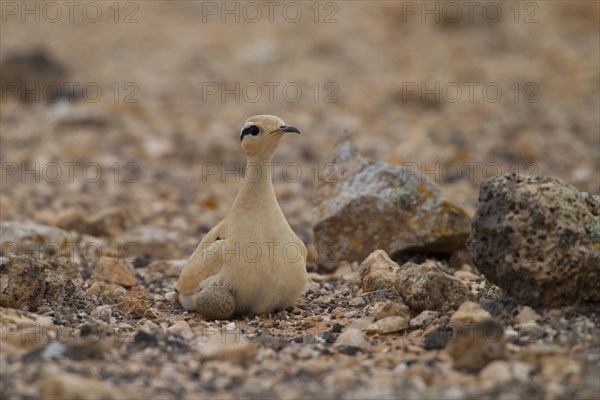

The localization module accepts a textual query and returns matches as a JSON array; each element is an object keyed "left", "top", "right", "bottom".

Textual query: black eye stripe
[{"left": 240, "top": 125, "right": 260, "bottom": 140}]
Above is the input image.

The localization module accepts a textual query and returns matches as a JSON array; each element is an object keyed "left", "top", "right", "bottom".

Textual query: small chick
[{"left": 167, "top": 115, "right": 308, "bottom": 318}]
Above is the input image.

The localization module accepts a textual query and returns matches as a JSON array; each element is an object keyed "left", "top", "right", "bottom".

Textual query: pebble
[
  {"left": 450, "top": 301, "right": 492, "bottom": 325},
  {"left": 365, "top": 316, "right": 408, "bottom": 335},
  {"left": 334, "top": 328, "right": 372, "bottom": 353},
  {"left": 446, "top": 319, "right": 506, "bottom": 372},
  {"left": 409, "top": 311, "right": 440, "bottom": 329},
  {"left": 92, "top": 257, "right": 138, "bottom": 288},
  {"left": 38, "top": 372, "right": 125, "bottom": 400},
  {"left": 395, "top": 261, "right": 473, "bottom": 312},
  {"left": 359, "top": 250, "right": 400, "bottom": 292},
  {"left": 167, "top": 321, "right": 192, "bottom": 338},
  {"left": 514, "top": 306, "right": 542, "bottom": 324},
  {"left": 373, "top": 301, "right": 411, "bottom": 322}
]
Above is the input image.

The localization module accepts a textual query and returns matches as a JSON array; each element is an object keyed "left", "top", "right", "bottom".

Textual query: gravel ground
[{"left": 1, "top": 1, "right": 599, "bottom": 399}]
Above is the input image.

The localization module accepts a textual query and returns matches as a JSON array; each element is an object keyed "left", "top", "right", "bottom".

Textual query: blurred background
[{"left": 1, "top": 0, "right": 598, "bottom": 252}]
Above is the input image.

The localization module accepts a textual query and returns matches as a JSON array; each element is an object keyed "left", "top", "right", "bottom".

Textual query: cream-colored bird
[{"left": 167, "top": 115, "right": 308, "bottom": 318}]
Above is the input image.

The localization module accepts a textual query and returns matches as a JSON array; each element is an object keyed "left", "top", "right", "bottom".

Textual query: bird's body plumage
[{"left": 172, "top": 115, "right": 307, "bottom": 316}]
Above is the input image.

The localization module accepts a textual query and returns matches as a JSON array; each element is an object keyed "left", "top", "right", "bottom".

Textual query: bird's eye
[
  {"left": 248, "top": 125, "right": 259, "bottom": 135},
  {"left": 241, "top": 125, "right": 260, "bottom": 140}
]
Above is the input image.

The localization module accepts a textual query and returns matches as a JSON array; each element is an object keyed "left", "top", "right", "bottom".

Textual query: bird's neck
[{"left": 230, "top": 156, "right": 279, "bottom": 212}]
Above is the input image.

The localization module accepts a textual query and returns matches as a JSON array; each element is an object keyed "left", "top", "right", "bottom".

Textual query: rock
[
  {"left": 395, "top": 260, "right": 473, "bottom": 312},
  {"left": 198, "top": 328, "right": 259, "bottom": 363},
  {"left": 116, "top": 291, "right": 150, "bottom": 317},
  {"left": 453, "top": 270, "right": 481, "bottom": 282},
  {"left": 372, "top": 300, "right": 411, "bottom": 321},
  {"left": 514, "top": 306, "right": 542, "bottom": 324},
  {"left": 478, "top": 360, "right": 513, "bottom": 384},
  {"left": 468, "top": 173, "right": 600, "bottom": 305},
  {"left": 334, "top": 327, "right": 372, "bottom": 353},
  {"left": 91, "top": 305, "right": 112, "bottom": 321},
  {"left": 409, "top": 310, "right": 440, "bottom": 329},
  {"left": 196, "top": 288, "right": 235, "bottom": 320},
  {"left": 423, "top": 326, "right": 453, "bottom": 350},
  {"left": 115, "top": 226, "right": 185, "bottom": 260},
  {"left": 313, "top": 133, "right": 471, "bottom": 270},
  {"left": 359, "top": 250, "right": 400, "bottom": 292},
  {"left": 92, "top": 256, "right": 138, "bottom": 287},
  {"left": 167, "top": 320, "right": 192, "bottom": 338},
  {"left": 0, "top": 50, "right": 67, "bottom": 103},
  {"left": 38, "top": 372, "right": 126, "bottom": 400},
  {"left": 446, "top": 319, "right": 506, "bottom": 372},
  {"left": 0, "top": 307, "right": 56, "bottom": 351},
  {"left": 53, "top": 208, "right": 90, "bottom": 232},
  {"left": 86, "top": 206, "right": 140, "bottom": 237},
  {"left": 0, "top": 222, "right": 72, "bottom": 258},
  {"left": 365, "top": 316, "right": 408, "bottom": 334},
  {"left": 0, "top": 257, "right": 47, "bottom": 309},
  {"left": 450, "top": 301, "right": 492, "bottom": 325},
  {"left": 86, "top": 281, "right": 125, "bottom": 297}
]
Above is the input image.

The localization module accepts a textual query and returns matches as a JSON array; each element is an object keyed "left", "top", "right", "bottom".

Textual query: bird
[{"left": 166, "top": 115, "right": 308, "bottom": 319}]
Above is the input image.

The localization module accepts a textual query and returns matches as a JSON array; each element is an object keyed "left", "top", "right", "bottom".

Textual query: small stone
[
  {"left": 92, "top": 257, "right": 138, "bottom": 288},
  {"left": 409, "top": 310, "right": 440, "bottom": 329},
  {"left": 198, "top": 329, "right": 258, "bottom": 362},
  {"left": 167, "top": 321, "right": 192, "bottom": 338},
  {"left": 116, "top": 226, "right": 185, "bottom": 261},
  {"left": 86, "top": 206, "right": 140, "bottom": 237},
  {"left": 479, "top": 360, "right": 512, "bottom": 384},
  {"left": 0, "top": 222, "right": 72, "bottom": 258},
  {"left": 349, "top": 297, "right": 366, "bottom": 307},
  {"left": 196, "top": 287, "right": 235, "bottom": 320},
  {"left": 0, "top": 257, "right": 47, "bottom": 310},
  {"left": 373, "top": 301, "right": 411, "bottom": 322},
  {"left": 453, "top": 270, "right": 481, "bottom": 282},
  {"left": 116, "top": 291, "right": 150, "bottom": 317},
  {"left": 359, "top": 250, "right": 400, "bottom": 292},
  {"left": 86, "top": 281, "right": 124, "bottom": 297},
  {"left": 446, "top": 319, "right": 506, "bottom": 372},
  {"left": 334, "top": 328, "right": 371, "bottom": 353},
  {"left": 91, "top": 305, "right": 112, "bottom": 321},
  {"left": 1, "top": 307, "right": 56, "bottom": 351},
  {"left": 514, "top": 306, "right": 541, "bottom": 324},
  {"left": 395, "top": 260, "right": 473, "bottom": 312},
  {"left": 450, "top": 301, "right": 492, "bottom": 325},
  {"left": 38, "top": 372, "right": 125, "bottom": 400},
  {"left": 365, "top": 316, "right": 408, "bottom": 334}
]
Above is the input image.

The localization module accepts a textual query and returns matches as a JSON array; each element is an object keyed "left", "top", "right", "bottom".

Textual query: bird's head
[{"left": 239, "top": 115, "right": 300, "bottom": 160}]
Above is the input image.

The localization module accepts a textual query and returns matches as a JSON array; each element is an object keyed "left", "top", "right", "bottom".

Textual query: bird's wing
[{"left": 175, "top": 222, "right": 226, "bottom": 295}]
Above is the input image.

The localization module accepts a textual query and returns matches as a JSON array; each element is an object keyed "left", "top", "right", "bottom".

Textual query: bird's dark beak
[{"left": 275, "top": 125, "right": 300, "bottom": 134}]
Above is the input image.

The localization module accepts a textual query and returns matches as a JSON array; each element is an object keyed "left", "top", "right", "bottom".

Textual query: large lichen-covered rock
[
  {"left": 468, "top": 173, "right": 600, "bottom": 305},
  {"left": 313, "top": 133, "right": 471, "bottom": 271}
]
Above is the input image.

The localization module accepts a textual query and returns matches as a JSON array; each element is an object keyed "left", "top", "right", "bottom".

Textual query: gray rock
[
  {"left": 313, "top": 133, "right": 471, "bottom": 271},
  {"left": 468, "top": 173, "right": 600, "bottom": 305},
  {"left": 395, "top": 260, "right": 472, "bottom": 312}
]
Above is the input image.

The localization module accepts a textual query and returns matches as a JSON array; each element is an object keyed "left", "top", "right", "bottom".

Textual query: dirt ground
[{"left": 1, "top": 1, "right": 599, "bottom": 399}]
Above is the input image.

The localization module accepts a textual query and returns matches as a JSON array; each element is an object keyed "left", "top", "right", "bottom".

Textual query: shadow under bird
[{"left": 166, "top": 115, "right": 308, "bottom": 319}]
